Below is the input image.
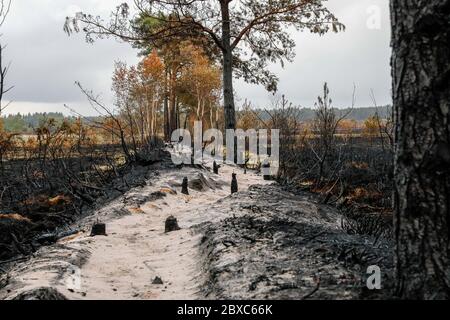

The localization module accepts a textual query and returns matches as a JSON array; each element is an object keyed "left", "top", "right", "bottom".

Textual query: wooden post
[
  {"left": 231, "top": 173, "right": 238, "bottom": 194},
  {"left": 262, "top": 162, "right": 272, "bottom": 181},
  {"left": 181, "top": 177, "right": 189, "bottom": 195},
  {"left": 213, "top": 161, "right": 219, "bottom": 174}
]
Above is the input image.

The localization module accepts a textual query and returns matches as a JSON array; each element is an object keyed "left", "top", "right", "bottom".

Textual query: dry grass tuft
[
  {"left": 128, "top": 207, "right": 145, "bottom": 214},
  {"left": 0, "top": 213, "right": 32, "bottom": 223}
]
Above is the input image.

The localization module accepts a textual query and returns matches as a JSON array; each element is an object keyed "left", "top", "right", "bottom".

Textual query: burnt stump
[
  {"left": 181, "top": 177, "right": 189, "bottom": 195},
  {"left": 165, "top": 216, "right": 181, "bottom": 233},
  {"left": 213, "top": 161, "right": 219, "bottom": 174},
  {"left": 231, "top": 173, "right": 238, "bottom": 194},
  {"left": 90, "top": 223, "right": 107, "bottom": 236}
]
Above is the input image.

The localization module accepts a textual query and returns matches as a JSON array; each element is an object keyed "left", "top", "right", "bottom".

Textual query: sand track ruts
[{"left": 0, "top": 160, "right": 270, "bottom": 300}]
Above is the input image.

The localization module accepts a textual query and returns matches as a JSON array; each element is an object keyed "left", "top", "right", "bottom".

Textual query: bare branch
[{"left": 0, "top": 0, "right": 11, "bottom": 28}]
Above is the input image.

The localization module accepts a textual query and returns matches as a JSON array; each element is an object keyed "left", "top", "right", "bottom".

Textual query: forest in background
[{"left": 0, "top": 106, "right": 391, "bottom": 134}]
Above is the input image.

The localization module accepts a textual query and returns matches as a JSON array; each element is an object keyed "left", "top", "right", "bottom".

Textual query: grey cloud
[
  {"left": 236, "top": 0, "right": 392, "bottom": 108},
  {"left": 1, "top": 0, "right": 391, "bottom": 116}
]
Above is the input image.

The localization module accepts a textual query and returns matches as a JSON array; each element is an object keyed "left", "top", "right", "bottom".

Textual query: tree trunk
[
  {"left": 0, "top": 44, "right": 5, "bottom": 116},
  {"left": 164, "top": 69, "right": 170, "bottom": 141},
  {"left": 391, "top": 0, "right": 450, "bottom": 299},
  {"left": 221, "top": 1, "right": 236, "bottom": 131},
  {"left": 176, "top": 98, "right": 180, "bottom": 129},
  {"left": 210, "top": 102, "right": 214, "bottom": 129},
  {"left": 169, "top": 70, "right": 178, "bottom": 135}
]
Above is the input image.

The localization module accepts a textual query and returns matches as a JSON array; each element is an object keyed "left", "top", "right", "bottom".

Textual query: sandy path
[{"left": 0, "top": 160, "right": 268, "bottom": 300}]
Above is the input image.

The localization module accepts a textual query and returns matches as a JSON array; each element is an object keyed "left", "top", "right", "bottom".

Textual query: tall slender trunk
[
  {"left": 216, "top": 107, "right": 220, "bottom": 130},
  {"left": 150, "top": 99, "right": 156, "bottom": 142},
  {"left": 196, "top": 97, "right": 201, "bottom": 121},
  {"left": 221, "top": 1, "right": 236, "bottom": 131},
  {"left": 201, "top": 100, "right": 205, "bottom": 124},
  {"left": 210, "top": 102, "right": 214, "bottom": 129},
  {"left": 0, "top": 44, "right": 5, "bottom": 116},
  {"left": 391, "top": 0, "right": 450, "bottom": 299},
  {"left": 164, "top": 68, "right": 170, "bottom": 141},
  {"left": 184, "top": 113, "right": 188, "bottom": 130},
  {"left": 169, "top": 70, "right": 178, "bottom": 135},
  {"left": 176, "top": 97, "right": 180, "bottom": 129}
]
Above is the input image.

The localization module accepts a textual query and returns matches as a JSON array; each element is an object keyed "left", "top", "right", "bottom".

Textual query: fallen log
[
  {"left": 34, "top": 229, "right": 81, "bottom": 246},
  {"left": 0, "top": 256, "right": 27, "bottom": 266}
]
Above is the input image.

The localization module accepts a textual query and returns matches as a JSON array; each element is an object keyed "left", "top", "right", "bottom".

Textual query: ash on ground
[{"left": 196, "top": 184, "right": 393, "bottom": 299}]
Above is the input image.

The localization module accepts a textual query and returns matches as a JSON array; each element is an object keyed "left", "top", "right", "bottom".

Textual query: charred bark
[
  {"left": 231, "top": 173, "right": 238, "bottom": 194},
  {"left": 165, "top": 216, "right": 180, "bottom": 233},
  {"left": 221, "top": 1, "right": 236, "bottom": 131},
  {"left": 182, "top": 177, "right": 189, "bottom": 195},
  {"left": 391, "top": 0, "right": 450, "bottom": 299}
]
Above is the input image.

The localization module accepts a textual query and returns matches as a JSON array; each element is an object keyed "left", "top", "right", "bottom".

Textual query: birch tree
[{"left": 65, "top": 0, "right": 343, "bottom": 131}]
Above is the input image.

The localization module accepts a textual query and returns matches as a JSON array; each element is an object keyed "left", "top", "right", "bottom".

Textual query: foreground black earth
[
  {"left": 0, "top": 163, "right": 393, "bottom": 300},
  {"left": 197, "top": 184, "right": 393, "bottom": 300}
]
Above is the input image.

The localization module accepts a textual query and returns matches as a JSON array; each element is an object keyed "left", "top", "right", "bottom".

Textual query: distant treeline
[
  {"left": 1, "top": 106, "right": 392, "bottom": 133},
  {"left": 0, "top": 112, "right": 70, "bottom": 133},
  {"left": 252, "top": 105, "right": 392, "bottom": 122}
]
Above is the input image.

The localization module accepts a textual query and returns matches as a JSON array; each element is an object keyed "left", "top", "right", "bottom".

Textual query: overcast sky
[{"left": 1, "top": 0, "right": 392, "bottom": 116}]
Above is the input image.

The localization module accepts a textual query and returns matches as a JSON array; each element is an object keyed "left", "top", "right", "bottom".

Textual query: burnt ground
[
  {"left": 0, "top": 150, "right": 173, "bottom": 262},
  {"left": 196, "top": 184, "right": 394, "bottom": 299},
  {"left": 1, "top": 161, "right": 394, "bottom": 300}
]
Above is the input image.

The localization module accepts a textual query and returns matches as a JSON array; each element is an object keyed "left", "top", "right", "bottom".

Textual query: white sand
[{"left": 1, "top": 159, "right": 270, "bottom": 300}]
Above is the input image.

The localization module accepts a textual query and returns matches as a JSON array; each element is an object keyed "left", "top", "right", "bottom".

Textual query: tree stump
[
  {"left": 231, "top": 173, "right": 238, "bottom": 194},
  {"left": 262, "top": 162, "right": 272, "bottom": 181},
  {"left": 152, "top": 276, "right": 164, "bottom": 285},
  {"left": 181, "top": 177, "right": 189, "bottom": 195},
  {"left": 213, "top": 161, "right": 219, "bottom": 174},
  {"left": 90, "top": 223, "right": 106, "bottom": 236},
  {"left": 165, "top": 216, "right": 181, "bottom": 233}
]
